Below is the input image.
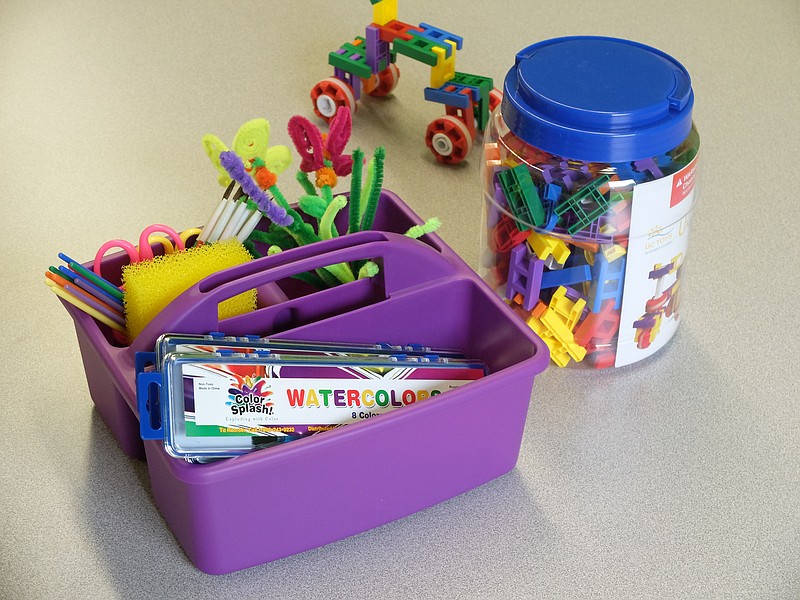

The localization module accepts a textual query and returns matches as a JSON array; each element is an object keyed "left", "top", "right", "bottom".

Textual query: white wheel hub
[
  {"left": 316, "top": 94, "right": 337, "bottom": 118},
  {"left": 431, "top": 132, "right": 454, "bottom": 156}
]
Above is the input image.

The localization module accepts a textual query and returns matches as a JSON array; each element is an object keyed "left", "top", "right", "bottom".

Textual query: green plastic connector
[
  {"left": 452, "top": 72, "right": 493, "bottom": 129},
  {"left": 393, "top": 34, "right": 445, "bottom": 67},
  {"left": 328, "top": 37, "right": 373, "bottom": 79},
  {"left": 497, "top": 165, "right": 545, "bottom": 228},
  {"left": 555, "top": 175, "right": 622, "bottom": 234}
]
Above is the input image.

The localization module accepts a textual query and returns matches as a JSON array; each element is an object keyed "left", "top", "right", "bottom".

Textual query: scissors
[{"left": 93, "top": 224, "right": 202, "bottom": 278}]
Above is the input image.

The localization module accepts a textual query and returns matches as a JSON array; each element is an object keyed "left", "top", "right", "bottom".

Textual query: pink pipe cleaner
[{"left": 288, "top": 108, "right": 353, "bottom": 176}]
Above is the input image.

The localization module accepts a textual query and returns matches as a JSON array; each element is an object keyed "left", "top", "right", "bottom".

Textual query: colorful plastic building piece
[
  {"left": 587, "top": 253, "right": 626, "bottom": 312},
  {"left": 540, "top": 264, "right": 592, "bottom": 289},
  {"left": 496, "top": 165, "right": 545, "bottom": 228},
  {"left": 311, "top": 1, "right": 501, "bottom": 165},
  {"left": 430, "top": 41, "right": 458, "bottom": 88},
  {"left": 526, "top": 231, "right": 570, "bottom": 267},
  {"left": 525, "top": 287, "right": 588, "bottom": 367},
  {"left": 504, "top": 243, "right": 543, "bottom": 311},
  {"left": 553, "top": 218, "right": 614, "bottom": 246},
  {"left": 417, "top": 22, "right": 462, "bottom": 52},
  {"left": 329, "top": 38, "right": 373, "bottom": 80},
  {"left": 546, "top": 286, "right": 586, "bottom": 331},
  {"left": 376, "top": 20, "right": 422, "bottom": 43},
  {"left": 490, "top": 214, "right": 530, "bottom": 254},
  {"left": 633, "top": 157, "right": 664, "bottom": 180},
  {"left": 426, "top": 109, "right": 475, "bottom": 164},
  {"left": 311, "top": 78, "right": 359, "bottom": 119},
  {"left": 554, "top": 175, "right": 625, "bottom": 235},
  {"left": 484, "top": 143, "right": 502, "bottom": 188},
  {"left": 574, "top": 299, "right": 620, "bottom": 348},
  {"left": 371, "top": 0, "right": 398, "bottom": 25},
  {"left": 393, "top": 34, "right": 442, "bottom": 66},
  {"left": 363, "top": 25, "right": 391, "bottom": 74},
  {"left": 601, "top": 243, "right": 627, "bottom": 262}
]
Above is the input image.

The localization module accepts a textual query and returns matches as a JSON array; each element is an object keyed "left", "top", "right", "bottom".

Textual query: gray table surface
[{"left": 2, "top": 1, "right": 798, "bottom": 598}]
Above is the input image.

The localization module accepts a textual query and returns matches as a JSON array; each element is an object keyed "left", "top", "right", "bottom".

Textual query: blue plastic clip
[
  {"left": 137, "top": 371, "right": 164, "bottom": 440},
  {"left": 541, "top": 264, "right": 593, "bottom": 289},
  {"left": 135, "top": 351, "right": 157, "bottom": 376},
  {"left": 424, "top": 84, "right": 473, "bottom": 108},
  {"left": 417, "top": 22, "right": 463, "bottom": 54}
]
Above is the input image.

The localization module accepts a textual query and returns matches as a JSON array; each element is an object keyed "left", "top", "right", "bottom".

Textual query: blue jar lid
[{"left": 501, "top": 36, "right": 694, "bottom": 163}]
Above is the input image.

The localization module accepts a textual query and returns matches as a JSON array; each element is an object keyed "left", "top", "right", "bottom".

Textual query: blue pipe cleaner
[{"left": 219, "top": 151, "right": 293, "bottom": 227}]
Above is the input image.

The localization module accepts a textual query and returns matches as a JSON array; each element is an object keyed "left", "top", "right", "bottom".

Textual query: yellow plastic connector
[
  {"left": 527, "top": 231, "right": 571, "bottom": 266},
  {"left": 525, "top": 289, "right": 587, "bottom": 367},
  {"left": 540, "top": 309, "right": 587, "bottom": 363},
  {"left": 601, "top": 243, "right": 627, "bottom": 262},
  {"left": 527, "top": 311, "right": 587, "bottom": 367},
  {"left": 430, "top": 40, "right": 457, "bottom": 88},
  {"left": 372, "top": 0, "right": 398, "bottom": 26},
  {"left": 547, "top": 286, "right": 586, "bottom": 331}
]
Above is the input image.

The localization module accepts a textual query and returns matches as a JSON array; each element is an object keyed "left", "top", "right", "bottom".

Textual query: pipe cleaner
[
  {"left": 219, "top": 152, "right": 293, "bottom": 227},
  {"left": 202, "top": 111, "right": 441, "bottom": 291}
]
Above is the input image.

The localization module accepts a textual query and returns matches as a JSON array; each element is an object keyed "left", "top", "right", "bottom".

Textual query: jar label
[{"left": 615, "top": 154, "right": 699, "bottom": 366}]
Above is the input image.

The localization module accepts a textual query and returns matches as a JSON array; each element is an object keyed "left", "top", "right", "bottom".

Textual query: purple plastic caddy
[{"left": 61, "top": 190, "right": 549, "bottom": 574}]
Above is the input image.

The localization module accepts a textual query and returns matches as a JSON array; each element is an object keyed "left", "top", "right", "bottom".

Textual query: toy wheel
[
  {"left": 363, "top": 64, "right": 400, "bottom": 97},
  {"left": 311, "top": 77, "right": 357, "bottom": 122},
  {"left": 425, "top": 115, "right": 474, "bottom": 165},
  {"left": 488, "top": 87, "right": 503, "bottom": 113}
]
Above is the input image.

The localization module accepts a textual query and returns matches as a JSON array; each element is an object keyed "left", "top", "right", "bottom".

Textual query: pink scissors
[{"left": 93, "top": 224, "right": 196, "bottom": 277}]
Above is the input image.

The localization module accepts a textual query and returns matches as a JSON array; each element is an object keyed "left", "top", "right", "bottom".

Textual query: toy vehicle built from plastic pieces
[
  {"left": 310, "top": 0, "right": 502, "bottom": 165},
  {"left": 633, "top": 257, "right": 682, "bottom": 349}
]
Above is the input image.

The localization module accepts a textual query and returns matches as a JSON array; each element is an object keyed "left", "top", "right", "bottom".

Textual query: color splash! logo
[{"left": 226, "top": 375, "right": 274, "bottom": 416}]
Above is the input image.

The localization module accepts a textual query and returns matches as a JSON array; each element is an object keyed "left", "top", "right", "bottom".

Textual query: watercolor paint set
[{"left": 138, "top": 348, "right": 487, "bottom": 460}]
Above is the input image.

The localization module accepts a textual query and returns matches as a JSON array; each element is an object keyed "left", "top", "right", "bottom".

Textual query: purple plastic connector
[
  {"left": 562, "top": 285, "right": 591, "bottom": 321},
  {"left": 633, "top": 157, "right": 664, "bottom": 180},
  {"left": 553, "top": 219, "right": 614, "bottom": 243},
  {"left": 365, "top": 25, "right": 391, "bottom": 75},
  {"left": 538, "top": 163, "right": 583, "bottom": 192},
  {"left": 333, "top": 67, "right": 361, "bottom": 99},
  {"left": 505, "top": 243, "right": 544, "bottom": 311}
]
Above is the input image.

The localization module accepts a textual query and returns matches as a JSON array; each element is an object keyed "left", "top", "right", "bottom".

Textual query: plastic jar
[{"left": 480, "top": 36, "right": 700, "bottom": 369}]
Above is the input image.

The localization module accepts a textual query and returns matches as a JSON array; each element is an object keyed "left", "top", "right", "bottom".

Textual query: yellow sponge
[{"left": 122, "top": 238, "right": 256, "bottom": 340}]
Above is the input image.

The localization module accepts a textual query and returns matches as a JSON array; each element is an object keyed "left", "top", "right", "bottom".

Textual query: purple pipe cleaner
[{"left": 219, "top": 151, "right": 293, "bottom": 226}]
